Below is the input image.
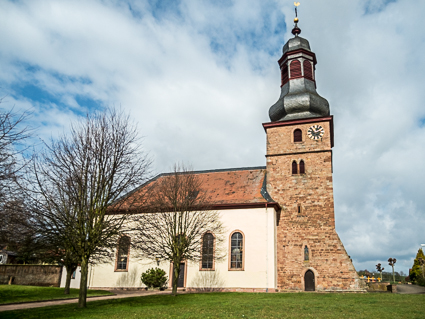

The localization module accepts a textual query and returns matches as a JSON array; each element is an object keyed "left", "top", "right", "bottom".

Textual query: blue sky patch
[
  {"left": 75, "top": 95, "right": 102, "bottom": 114},
  {"left": 148, "top": 0, "right": 183, "bottom": 22},
  {"left": 11, "top": 83, "right": 61, "bottom": 106},
  {"left": 363, "top": 0, "right": 397, "bottom": 15}
]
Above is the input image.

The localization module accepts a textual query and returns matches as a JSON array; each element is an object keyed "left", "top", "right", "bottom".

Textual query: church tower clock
[{"left": 263, "top": 12, "right": 363, "bottom": 291}]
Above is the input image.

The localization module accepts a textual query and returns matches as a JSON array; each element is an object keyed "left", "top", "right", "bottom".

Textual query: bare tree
[
  {"left": 27, "top": 194, "right": 81, "bottom": 294},
  {"left": 0, "top": 101, "right": 34, "bottom": 262},
  {"left": 388, "top": 258, "right": 397, "bottom": 283},
  {"left": 376, "top": 263, "right": 384, "bottom": 281},
  {"left": 129, "top": 165, "right": 225, "bottom": 296},
  {"left": 32, "top": 108, "right": 150, "bottom": 307},
  {"left": 0, "top": 102, "right": 31, "bottom": 204}
]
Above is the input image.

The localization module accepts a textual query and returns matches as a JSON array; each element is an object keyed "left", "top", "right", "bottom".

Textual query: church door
[
  {"left": 304, "top": 270, "right": 315, "bottom": 291},
  {"left": 173, "top": 263, "right": 185, "bottom": 288}
]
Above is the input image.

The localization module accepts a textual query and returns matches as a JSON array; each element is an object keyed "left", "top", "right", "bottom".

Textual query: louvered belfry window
[
  {"left": 294, "top": 129, "right": 302, "bottom": 142},
  {"left": 292, "top": 161, "right": 298, "bottom": 175},
  {"left": 290, "top": 60, "right": 302, "bottom": 78},
  {"left": 281, "top": 64, "right": 289, "bottom": 86},
  {"left": 299, "top": 160, "right": 305, "bottom": 174},
  {"left": 303, "top": 60, "right": 313, "bottom": 80}
]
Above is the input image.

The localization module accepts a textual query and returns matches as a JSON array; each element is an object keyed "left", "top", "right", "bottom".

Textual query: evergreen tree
[{"left": 410, "top": 248, "right": 425, "bottom": 285}]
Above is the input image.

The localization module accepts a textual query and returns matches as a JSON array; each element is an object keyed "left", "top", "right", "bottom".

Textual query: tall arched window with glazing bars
[
  {"left": 202, "top": 233, "right": 214, "bottom": 269},
  {"left": 115, "top": 236, "right": 130, "bottom": 271},
  {"left": 230, "top": 232, "right": 243, "bottom": 269}
]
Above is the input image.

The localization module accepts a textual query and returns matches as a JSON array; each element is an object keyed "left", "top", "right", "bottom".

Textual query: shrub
[
  {"left": 141, "top": 268, "right": 168, "bottom": 288},
  {"left": 410, "top": 248, "right": 425, "bottom": 286}
]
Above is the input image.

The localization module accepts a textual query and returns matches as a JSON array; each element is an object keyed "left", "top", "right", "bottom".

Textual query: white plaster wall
[
  {"left": 60, "top": 266, "right": 81, "bottom": 289},
  {"left": 89, "top": 257, "right": 163, "bottom": 289},
  {"left": 89, "top": 207, "right": 277, "bottom": 290}
]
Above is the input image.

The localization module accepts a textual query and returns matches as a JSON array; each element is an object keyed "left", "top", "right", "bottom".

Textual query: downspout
[{"left": 266, "top": 203, "right": 268, "bottom": 293}]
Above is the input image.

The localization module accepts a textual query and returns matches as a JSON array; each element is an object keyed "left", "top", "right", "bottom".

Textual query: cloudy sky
[{"left": 1, "top": 0, "right": 424, "bottom": 275}]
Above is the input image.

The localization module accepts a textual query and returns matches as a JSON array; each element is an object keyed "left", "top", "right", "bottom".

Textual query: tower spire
[
  {"left": 292, "top": 2, "right": 301, "bottom": 36},
  {"left": 268, "top": 3, "right": 330, "bottom": 122}
]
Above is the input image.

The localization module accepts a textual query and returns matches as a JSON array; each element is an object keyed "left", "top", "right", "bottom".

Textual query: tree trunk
[
  {"left": 64, "top": 264, "right": 77, "bottom": 295},
  {"left": 392, "top": 265, "right": 395, "bottom": 282},
  {"left": 172, "top": 262, "right": 179, "bottom": 296},
  {"left": 79, "top": 257, "right": 89, "bottom": 308}
]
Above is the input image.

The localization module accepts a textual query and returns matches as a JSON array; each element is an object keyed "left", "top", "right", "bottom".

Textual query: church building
[{"left": 62, "top": 18, "right": 363, "bottom": 292}]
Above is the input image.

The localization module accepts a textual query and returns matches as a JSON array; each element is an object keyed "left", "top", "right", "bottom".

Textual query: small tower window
[
  {"left": 290, "top": 60, "right": 302, "bottom": 78},
  {"left": 299, "top": 160, "right": 305, "bottom": 174},
  {"left": 297, "top": 204, "right": 301, "bottom": 214},
  {"left": 303, "top": 60, "right": 313, "bottom": 80},
  {"left": 294, "top": 129, "right": 302, "bottom": 142},
  {"left": 304, "top": 245, "right": 309, "bottom": 261},
  {"left": 292, "top": 161, "right": 298, "bottom": 175},
  {"left": 281, "top": 64, "right": 289, "bottom": 86}
]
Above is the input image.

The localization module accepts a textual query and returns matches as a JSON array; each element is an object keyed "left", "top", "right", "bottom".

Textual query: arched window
[
  {"left": 230, "top": 232, "right": 243, "bottom": 269},
  {"left": 299, "top": 160, "right": 305, "bottom": 174},
  {"left": 290, "top": 60, "right": 302, "bottom": 78},
  {"left": 303, "top": 60, "right": 313, "bottom": 80},
  {"left": 294, "top": 129, "right": 302, "bottom": 142},
  {"left": 202, "top": 232, "right": 214, "bottom": 269},
  {"left": 281, "top": 64, "right": 288, "bottom": 86},
  {"left": 115, "top": 236, "right": 130, "bottom": 271},
  {"left": 304, "top": 245, "right": 309, "bottom": 261},
  {"left": 292, "top": 161, "right": 298, "bottom": 175}
]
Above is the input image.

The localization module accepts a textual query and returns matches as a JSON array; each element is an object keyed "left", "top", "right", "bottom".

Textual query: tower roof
[
  {"left": 268, "top": 11, "right": 330, "bottom": 122},
  {"left": 282, "top": 36, "right": 311, "bottom": 55}
]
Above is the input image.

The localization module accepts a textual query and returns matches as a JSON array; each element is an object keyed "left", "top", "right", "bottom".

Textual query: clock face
[{"left": 307, "top": 125, "right": 325, "bottom": 140}]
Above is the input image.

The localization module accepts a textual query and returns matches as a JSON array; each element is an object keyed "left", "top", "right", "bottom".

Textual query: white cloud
[{"left": 0, "top": 0, "right": 423, "bottom": 275}]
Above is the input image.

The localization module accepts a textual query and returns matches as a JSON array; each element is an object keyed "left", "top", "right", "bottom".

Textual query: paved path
[
  {"left": 0, "top": 290, "right": 169, "bottom": 312},
  {"left": 396, "top": 284, "right": 425, "bottom": 294}
]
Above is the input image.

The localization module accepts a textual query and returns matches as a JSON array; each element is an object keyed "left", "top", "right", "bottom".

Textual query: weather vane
[
  {"left": 292, "top": 2, "right": 301, "bottom": 36},
  {"left": 294, "top": 2, "right": 300, "bottom": 21}
]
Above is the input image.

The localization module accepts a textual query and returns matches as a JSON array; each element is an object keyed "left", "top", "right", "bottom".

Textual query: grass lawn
[
  {"left": 0, "top": 285, "right": 113, "bottom": 304},
  {"left": 1, "top": 292, "right": 425, "bottom": 319}
]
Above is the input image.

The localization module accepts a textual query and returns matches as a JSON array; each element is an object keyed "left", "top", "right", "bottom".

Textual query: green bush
[
  {"left": 410, "top": 248, "right": 425, "bottom": 286},
  {"left": 141, "top": 267, "right": 168, "bottom": 288}
]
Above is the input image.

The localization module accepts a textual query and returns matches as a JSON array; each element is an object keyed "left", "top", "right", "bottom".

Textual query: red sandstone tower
[{"left": 264, "top": 14, "right": 363, "bottom": 291}]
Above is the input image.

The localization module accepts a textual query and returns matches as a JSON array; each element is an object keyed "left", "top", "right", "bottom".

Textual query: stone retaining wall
[{"left": 0, "top": 265, "right": 62, "bottom": 287}]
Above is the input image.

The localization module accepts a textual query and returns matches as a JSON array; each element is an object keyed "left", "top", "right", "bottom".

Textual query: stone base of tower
[{"left": 276, "top": 228, "right": 365, "bottom": 292}]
